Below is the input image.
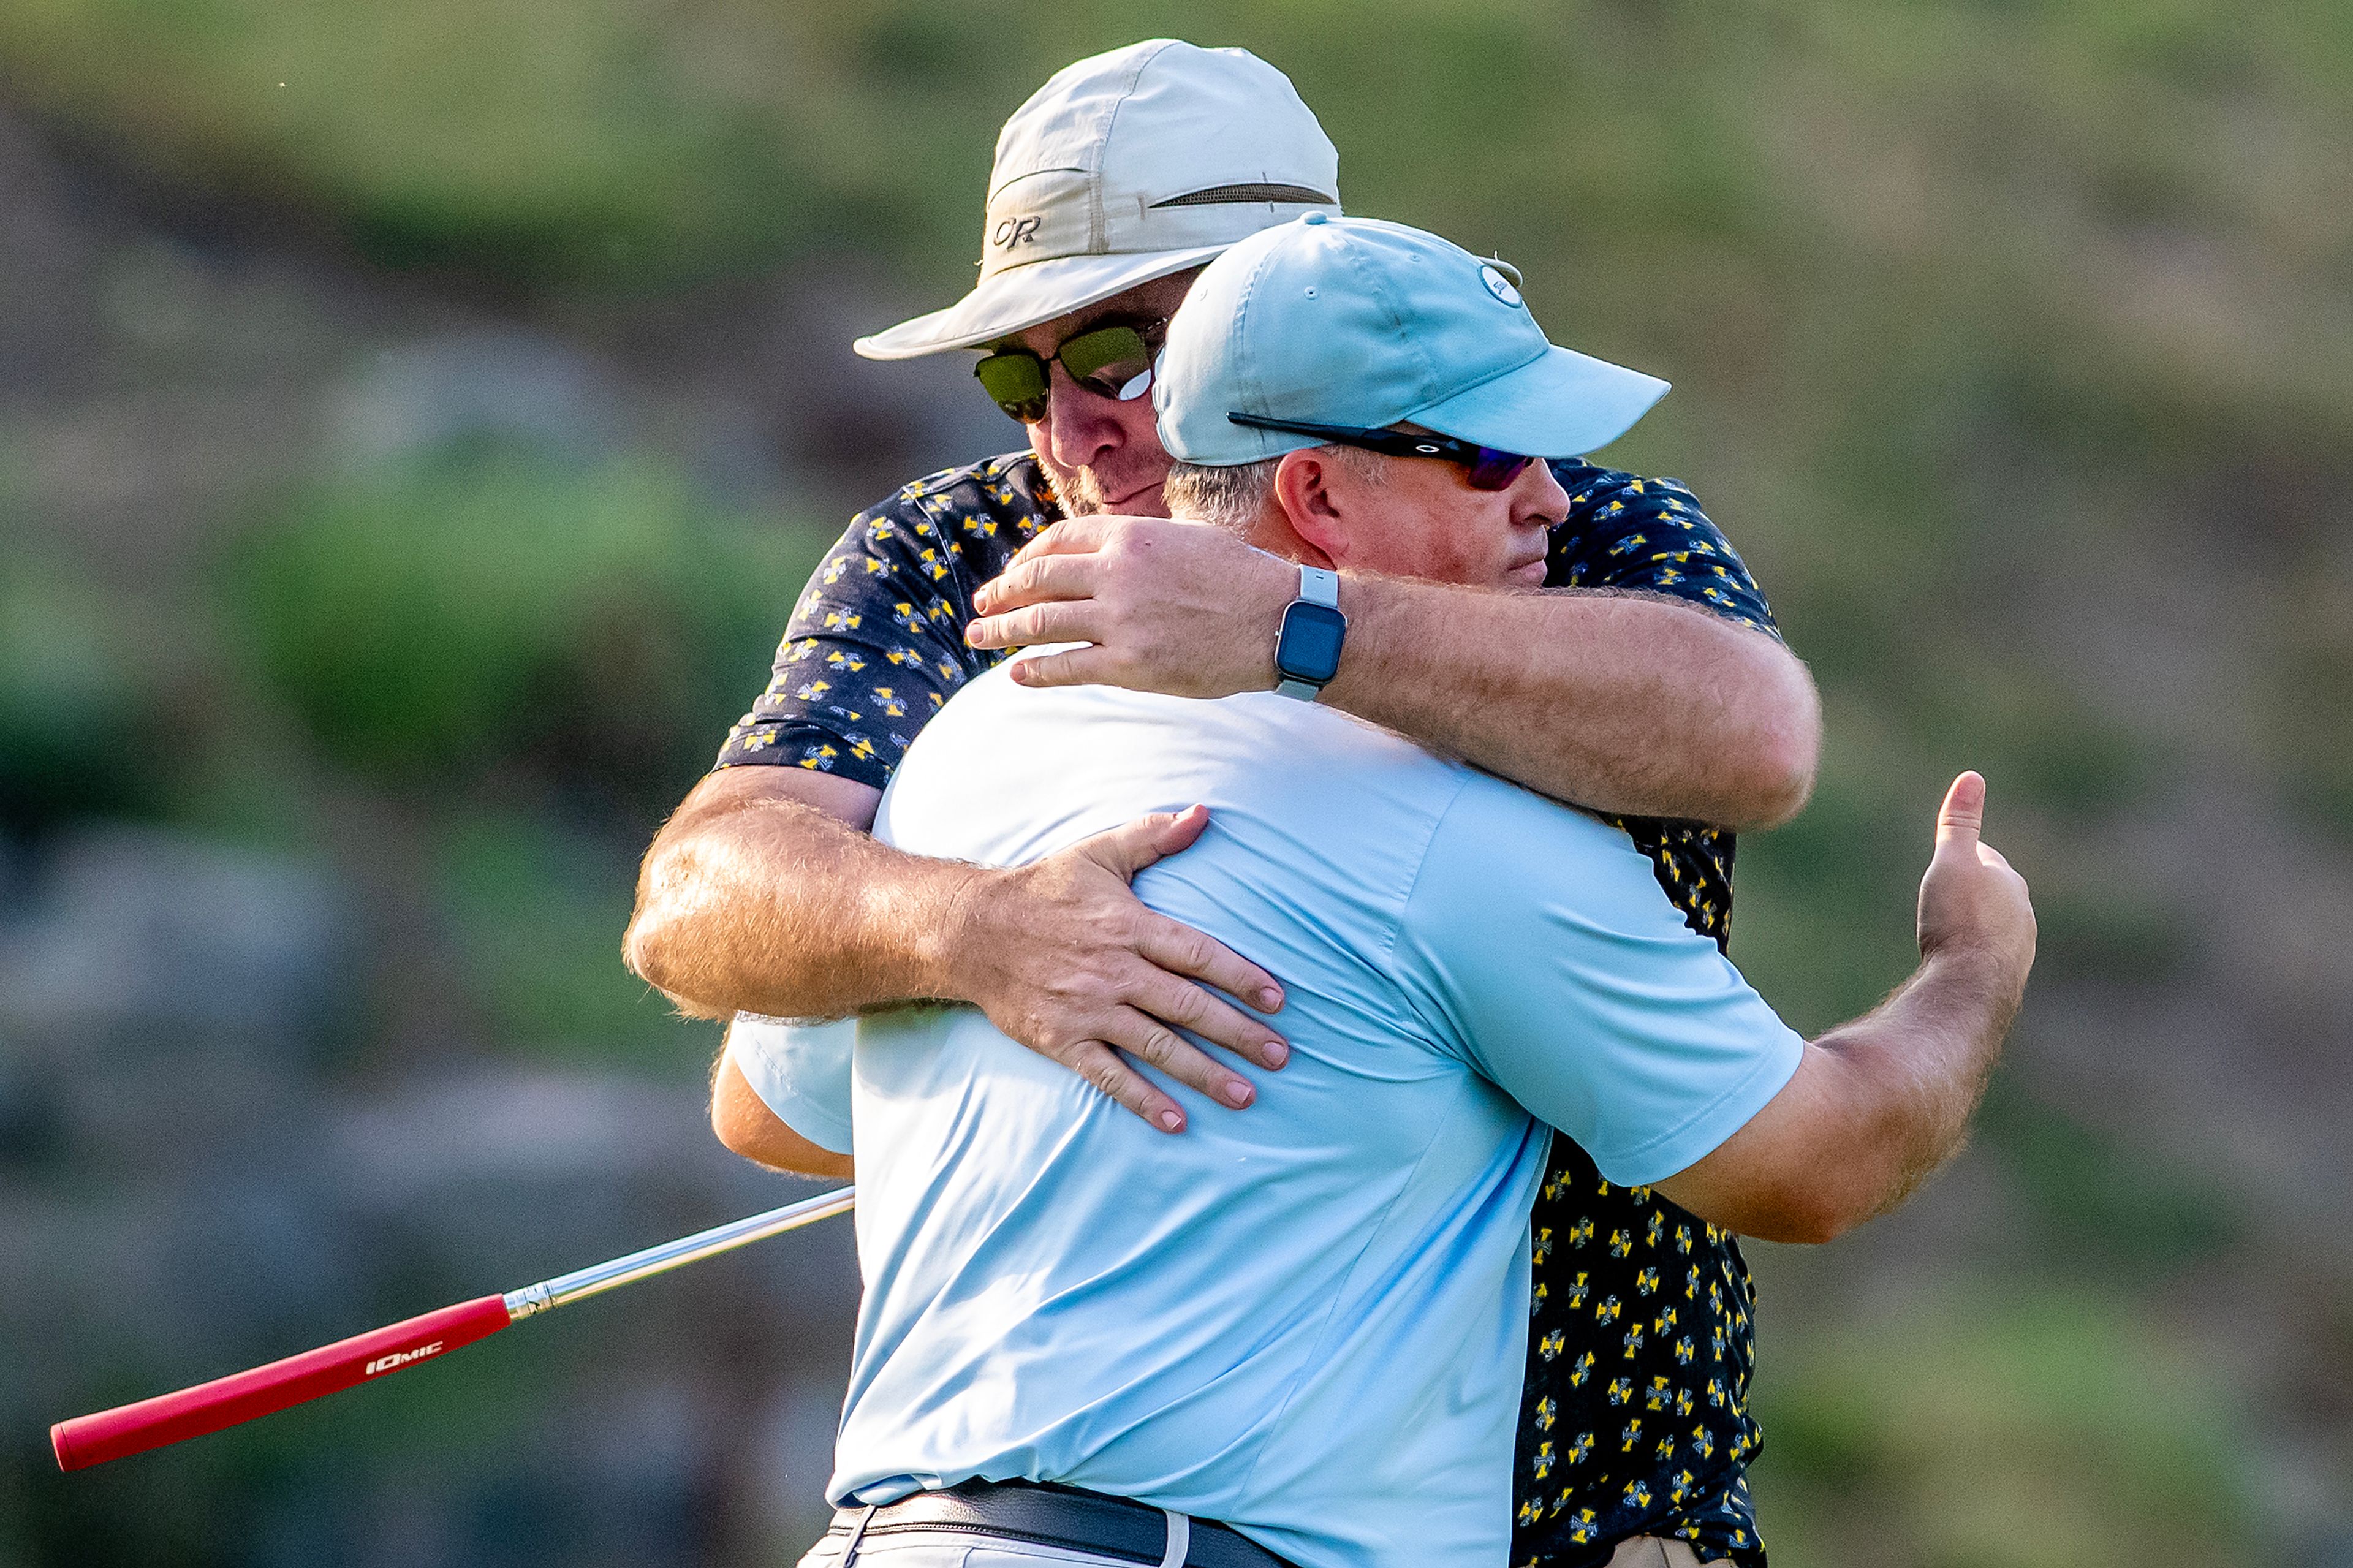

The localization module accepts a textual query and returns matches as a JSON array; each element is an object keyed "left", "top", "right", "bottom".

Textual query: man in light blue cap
[
  {"left": 1153, "top": 213, "right": 1669, "bottom": 612},
  {"left": 1158, "top": 212, "right": 1668, "bottom": 474},
  {"left": 748, "top": 214, "right": 2036, "bottom": 1568}
]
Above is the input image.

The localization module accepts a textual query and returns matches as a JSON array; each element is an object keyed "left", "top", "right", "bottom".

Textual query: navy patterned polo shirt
[{"left": 718, "top": 451, "right": 1784, "bottom": 1567}]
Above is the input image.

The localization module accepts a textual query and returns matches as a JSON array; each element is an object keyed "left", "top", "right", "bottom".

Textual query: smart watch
[{"left": 1273, "top": 565, "right": 1346, "bottom": 700}]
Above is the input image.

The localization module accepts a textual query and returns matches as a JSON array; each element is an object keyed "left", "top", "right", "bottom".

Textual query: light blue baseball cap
[{"left": 1154, "top": 213, "right": 1669, "bottom": 466}]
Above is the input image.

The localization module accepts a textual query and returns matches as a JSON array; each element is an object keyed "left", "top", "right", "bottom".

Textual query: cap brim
[
  {"left": 854, "top": 246, "right": 1232, "bottom": 360},
  {"left": 1410, "top": 344, "right": 1670, "bottom": 458}
]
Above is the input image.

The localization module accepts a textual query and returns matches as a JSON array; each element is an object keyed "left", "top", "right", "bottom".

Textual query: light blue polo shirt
[{"left": 731, "top": 663, "right": 1802, "bottom": 1568}]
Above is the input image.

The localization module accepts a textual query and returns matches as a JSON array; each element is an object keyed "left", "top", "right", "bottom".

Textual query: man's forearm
[
  {"left": 1317, "top": 575, "right": 1819, "bottom": 828},
  {"left": 1654, "top": 771, "right": 2033, "bottom": 1244},
  {"left": 627, "top": 790, "right": 974, "bottom": 1022},
  {"left": 627, "top": 770, "right": 1290, "bottom": 1129},
  {"left": 1660, "top": 947, "right": 2022, "bottom": 1245},
  {"left": 1807, "top": 948, "right": 2023, "bottom": 1227}
]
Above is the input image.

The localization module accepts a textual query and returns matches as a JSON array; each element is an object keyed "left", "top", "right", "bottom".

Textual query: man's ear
[{"left": 1271, "top": 449, "right": 1351, "bottom": 568}]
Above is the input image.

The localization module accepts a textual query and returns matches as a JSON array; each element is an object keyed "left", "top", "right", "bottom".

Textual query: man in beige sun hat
[
  {"left": 855, "top": 41, "right": 1343, "bottom": 363},
  {"left": 630, "top": 38, "right": 1825, "bottom": 1567}
]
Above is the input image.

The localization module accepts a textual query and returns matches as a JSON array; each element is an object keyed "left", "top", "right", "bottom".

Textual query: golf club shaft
[
  {"left": 51, "top": 1184, "right": 854, "bottom": 1472},
  {"left": 502, "top": 1184, "right": 855, "bottom": 1318}
]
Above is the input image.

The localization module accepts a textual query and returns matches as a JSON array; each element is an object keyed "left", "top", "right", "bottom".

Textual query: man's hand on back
[
  {"left": 629, "top": 769, "right": 1290, "bottom": 1136},
  {"left": 944, "top": 804, "right": 1292, "bottom": 1132}
]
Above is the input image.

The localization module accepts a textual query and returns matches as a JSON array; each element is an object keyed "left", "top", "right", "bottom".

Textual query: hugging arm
[
  {"left": 1653, "top": 773, "right": 2034, "bottom": 1241},
  {"left": 627, "top": 768, "right": 1288, "bottom": 1132},
  {"left": 627, "top": 765, "right": 925, "bottom": 1022},
  {"left": 1313, "top": 575, "right": 1816, "bottom": 830},
  {"left": 1402, "top": 771, "right": 2033, "bottom": 1244},
  {"left": 966, "top": 475, "right": 1819, "bottom": 830}
]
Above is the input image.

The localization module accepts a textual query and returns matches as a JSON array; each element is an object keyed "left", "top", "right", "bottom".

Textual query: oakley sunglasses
[
  {"left": 974, "top": 319, "right": 1167, "bottom": 424},
  {"left": 1226, "top": 413, "right": 1540, "bottom": 491}
]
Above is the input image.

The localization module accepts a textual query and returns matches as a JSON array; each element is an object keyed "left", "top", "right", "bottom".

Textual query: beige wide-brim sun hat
[{"left": 854, "top": 40, "right": 1342, "bottom": 361}]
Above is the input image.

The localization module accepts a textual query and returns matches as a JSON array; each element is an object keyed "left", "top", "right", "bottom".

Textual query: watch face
[{"left": 1276, "top": 601, "right": 1347, "bottom": 684}]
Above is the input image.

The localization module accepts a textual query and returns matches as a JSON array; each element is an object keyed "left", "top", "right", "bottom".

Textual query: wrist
[
  {"left": 1307, "top": 571, "right": 1419, "bottom": 712},
  {"left": 1252, "top": 547, "right": 1300, "bottom": 686},
  {"left": 921, "top": 860, "right": 1000, "bottom": 1004},
  {"left": 1917, "top": 939, "right": 2030, "bottom": 1015}
]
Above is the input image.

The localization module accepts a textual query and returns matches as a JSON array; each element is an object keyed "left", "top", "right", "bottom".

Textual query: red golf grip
[{"left": 51, "top": 1293, "right": 514, "bottom": 1471}]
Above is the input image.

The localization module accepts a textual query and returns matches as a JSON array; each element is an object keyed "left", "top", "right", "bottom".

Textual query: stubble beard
[{"left": 1048, "top": 463, "right": 1110, "bottom": 517}]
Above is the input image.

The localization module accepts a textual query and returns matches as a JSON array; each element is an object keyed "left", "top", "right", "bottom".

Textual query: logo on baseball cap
[
  {"left": 1154, "top": 214, "right": 1670, "bottom": 466},
  {"left": 854, "top": 40, "right": 1341, "bottom": 361}
]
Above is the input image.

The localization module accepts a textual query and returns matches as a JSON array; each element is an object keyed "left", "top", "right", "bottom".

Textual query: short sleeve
[
  {"left": 1545, "top": 464, "right": 1781, "bottom": 640},
  {"left": 713, "top": 455, "right": 1055, "bottom": 789},
  {"left": 725, "top": 1015, "right": 858, "bottom": 1156},
  {"left": 1392, "top": 779, "right": 1802, "bottom": 1186}
]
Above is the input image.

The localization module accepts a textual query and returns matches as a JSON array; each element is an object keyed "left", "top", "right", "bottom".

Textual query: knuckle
[{"left": 1162, "top": 986, "right": 1210, "bottom": 1028}]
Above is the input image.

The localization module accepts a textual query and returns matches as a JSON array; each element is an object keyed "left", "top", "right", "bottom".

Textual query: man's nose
[
  {"left": 1036, "top": 361, "right": 1124, "bottom": 473},
  {"left": 1515, "top": 458, "right": 1572, "bottom": 528}
]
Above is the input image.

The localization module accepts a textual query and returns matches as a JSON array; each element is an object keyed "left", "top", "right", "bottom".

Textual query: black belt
[{"left": 824, "top": 1477, "right": 1297, "bottom": 1568}]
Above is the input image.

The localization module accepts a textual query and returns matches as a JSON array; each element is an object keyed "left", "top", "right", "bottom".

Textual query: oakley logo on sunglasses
[{"left": 992, "top": 216, "right": 1044, "bottom": 248}]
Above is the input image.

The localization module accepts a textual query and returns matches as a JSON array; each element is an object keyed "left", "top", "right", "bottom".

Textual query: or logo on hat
[
  {"left": 1479, "top": 265, "right": 1523, "bottom": 308},
  {"left": 993, "top": 216, "right": 1044, "bottom": 249}
]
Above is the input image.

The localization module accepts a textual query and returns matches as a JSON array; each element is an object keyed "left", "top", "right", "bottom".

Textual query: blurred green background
[{"left": 2, "top": 2, "right": 2348, "bottom": 1564}]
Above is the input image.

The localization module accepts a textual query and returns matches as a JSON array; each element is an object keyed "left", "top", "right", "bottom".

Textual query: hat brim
[
  {"left": 1410, "top": 344, "right": 1670, "bottom": 459},
  {"left": 854, "top": 246, "right": 1232, "bottom": 360}
]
